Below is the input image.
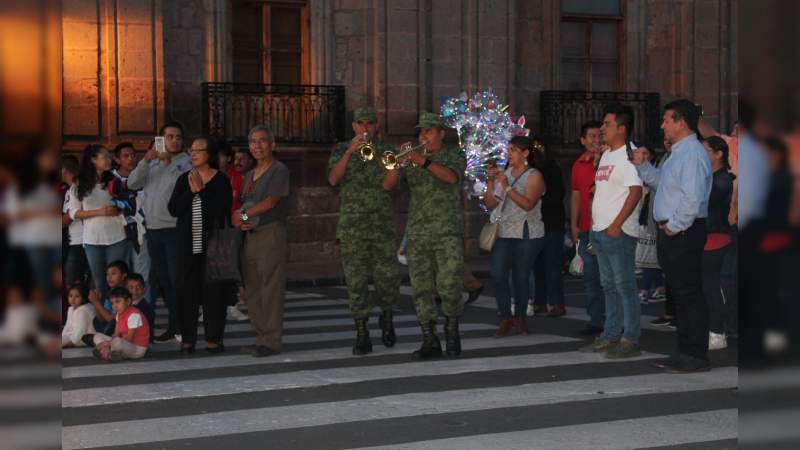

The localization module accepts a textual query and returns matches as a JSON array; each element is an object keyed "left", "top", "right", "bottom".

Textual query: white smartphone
[{"left": 154, "top": 136, "right": 166, "bottom": 153}]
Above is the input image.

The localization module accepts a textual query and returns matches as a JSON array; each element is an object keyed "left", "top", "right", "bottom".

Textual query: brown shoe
[
  {"left": 495, "top": 320, "right": 514, "bottom": 337},
  {"left": 532, "top": 305, "right": 547, "bottom": 316},
  {"left": 546, "top": 305, "right": 566, "bottom": 317},
  {"left": 512, "top": 317, "right": 528, "bottom": 335}
]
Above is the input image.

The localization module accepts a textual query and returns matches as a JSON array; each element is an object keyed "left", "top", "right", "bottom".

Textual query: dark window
[
  {"left": 560, "top": 0, "right": 622, "bottom": 91},
  {"left": 232, "top": 1, "right": 308, "bottom": 84}
]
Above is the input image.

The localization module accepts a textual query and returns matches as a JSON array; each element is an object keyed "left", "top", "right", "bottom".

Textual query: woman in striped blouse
[{"left": 168, "top": 137, "right": 232, "bottom": 355}]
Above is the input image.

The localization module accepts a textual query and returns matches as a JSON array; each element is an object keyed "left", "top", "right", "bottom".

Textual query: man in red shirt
[
  {"left": 570, "top": 121, "right": 606, "bottom": 335},
  {"left": 219, "top": 143, "right": 243, "bottom": 212}
]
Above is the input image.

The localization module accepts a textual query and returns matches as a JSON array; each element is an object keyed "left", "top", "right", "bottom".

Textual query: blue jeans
[
  {"left": 591, "top": 230, "right": 640, "bottom": 343},
  {"left": 491, "top": 228, "right": 544, "bottom": 320},
  {"left": 130, "top": 233, "right": 155, "bottom": 303},
  {"left": 640, "top": 268, "right": 664, "bottom": 291},
  {"left": 64, "top": 245, "right": 88, "bottom": 286},
  {"left": 83, "top": 240, "right": 131, "bottom": 300},
  {"left": 578, "top": 232, "right": 605, "bottom": 328},
  {"left": 533, "top": 231, "right": 565, "bottom": 306},
  {"left": 147, "top": 228, "right": 180, "bottom": 333}
]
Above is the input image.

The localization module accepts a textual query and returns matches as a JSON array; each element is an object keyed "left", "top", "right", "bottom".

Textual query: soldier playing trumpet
[
  {"left": 328, "top": 106, "right": 401, "bottom": 355},
  {"left": 383, "top": 111, "right": 467, "bottom": 359}
]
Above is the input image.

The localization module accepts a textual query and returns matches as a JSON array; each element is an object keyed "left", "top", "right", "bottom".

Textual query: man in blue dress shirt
[{"left": 632, "top": 99, "right": 713, "bottom": 373}]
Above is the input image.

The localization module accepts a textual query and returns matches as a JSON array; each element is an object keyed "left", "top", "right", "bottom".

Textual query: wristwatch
[
  {"left": 240, "top": 209, "right": 249, "bottom": 222},
  {"left": 422, "top": 158, "right": 432, "bottom": 169}
]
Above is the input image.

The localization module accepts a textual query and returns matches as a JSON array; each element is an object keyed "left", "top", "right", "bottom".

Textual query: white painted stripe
[
  {"left": 155, "top": 306, "right": 354, "bottom": 320},
  {"left": 1, "top": 423, "right": 62, "bottom": 450},
  {"left": 62, "top": 334, "right": 580, "bottom": 379},
  {"left": 285, "top": 292, "right": 324, "bottom": 299},
  {"left": 191, "top": 314, "right": 423, "bottom": 334},
  {"left": 739, "top": 408, "right": 800, "bottom": 446},
  {"left": 62, "top": 349, "right": 665, "bottom": 407},
  {"left": 61, "top": 368, "right": 737, "bottom": 449},
  {"left": 0, "top": 386, "right": 61, "bottom": 408},
  {"left": 355, "top": 409, "right": 739, "bottom": 450},
  {"left": 61, "top": 323, "right": 497, "bottom": 359}
]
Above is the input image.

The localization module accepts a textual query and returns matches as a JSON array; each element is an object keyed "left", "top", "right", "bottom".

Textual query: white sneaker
[
  {"left": 510, "top": 303, "right": 515, "bottom": 315},
  {"left": 227, "top": 305, "right": 249, "bottom": 321},
  {"left": 526, "top": 304, "right": 535, "bottom": 317},
  {"left": 708, "top": 332, "right": 727, "bottom": 350},
  {"left": 175, "top": 334, "right": 182, "bottom": 343}
]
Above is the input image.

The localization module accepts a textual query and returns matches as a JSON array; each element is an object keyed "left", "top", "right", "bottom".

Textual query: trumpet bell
[
  {"left": 381, "top": 151, "right": 399, "bottom": 170},
  {"left": 359, "top": 142, "right": 375, "bottom": 161}
]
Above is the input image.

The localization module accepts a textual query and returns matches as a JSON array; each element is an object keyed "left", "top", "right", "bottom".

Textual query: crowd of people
[{"left": 2, "top": 97, "right": 795, "bottom": 370}]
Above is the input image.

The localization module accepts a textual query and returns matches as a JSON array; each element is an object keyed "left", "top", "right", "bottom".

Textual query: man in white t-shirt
[{"left": 579, "top": 103, "right": 643, "bottom": 358}]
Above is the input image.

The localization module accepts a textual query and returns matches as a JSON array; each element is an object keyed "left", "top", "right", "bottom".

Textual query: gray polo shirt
[{"left": 240, "top": 160, "right": 290, "bottom": 227}]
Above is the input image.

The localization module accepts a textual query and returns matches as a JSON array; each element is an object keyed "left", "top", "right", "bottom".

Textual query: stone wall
[{"left": 60, "top": 0, "right": 738, "bottom": 263}]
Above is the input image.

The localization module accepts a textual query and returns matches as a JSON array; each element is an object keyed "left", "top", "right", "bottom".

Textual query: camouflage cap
[
  {"left": 415, "top": 111, "right": 446, "bottom": 129},
  {"left": 353, "top": 106, "right": 377, "bottom": 122}
]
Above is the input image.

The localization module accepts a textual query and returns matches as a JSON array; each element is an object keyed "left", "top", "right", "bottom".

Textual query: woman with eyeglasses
[{"left": 168, "top": 136, "right": 232, "bottom": 355}]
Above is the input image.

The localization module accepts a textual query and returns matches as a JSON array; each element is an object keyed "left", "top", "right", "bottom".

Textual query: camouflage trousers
[
  {"left": 339, "top": 235, "right": 401, "bottom": 319},
  {"left": 407, "top": 234, "right": 464, "bottom": 322}
]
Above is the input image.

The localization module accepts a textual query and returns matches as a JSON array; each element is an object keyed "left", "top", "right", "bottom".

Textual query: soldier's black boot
[
  {"left": 412, "top": 321, "right": 442, "bottom": 359},
  {"left": 444, "top": 316, "right": 461, "bottom": 357},
  {"left": 378, "top": 310, "right": 396, "bottom": 348},
  {"left": 352, "top": 318, "right": 372, "bottom": 355}
]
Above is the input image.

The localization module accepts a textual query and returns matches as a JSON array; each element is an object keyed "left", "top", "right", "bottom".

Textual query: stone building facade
[{"left": 59, "top": 0, "right": 738, "bottom": 262}]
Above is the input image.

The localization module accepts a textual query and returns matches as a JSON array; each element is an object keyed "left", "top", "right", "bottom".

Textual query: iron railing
[
  {"left": 540, "top": 91, "right": 661, "bottom": 147},
  {"left": 202, "top": 82, "right": 346, "bottom": 144}
]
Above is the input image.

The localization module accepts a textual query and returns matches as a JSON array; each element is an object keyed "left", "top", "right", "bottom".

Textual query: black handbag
[{"left": 205, "top": 222, "right": 242, "bottom": 284}]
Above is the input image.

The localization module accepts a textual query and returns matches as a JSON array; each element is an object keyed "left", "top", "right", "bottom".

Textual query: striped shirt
[{"left": 191, "top": 194, "right": 203, "bottom": 254}]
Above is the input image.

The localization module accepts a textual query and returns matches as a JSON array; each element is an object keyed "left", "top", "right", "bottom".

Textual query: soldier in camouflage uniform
[
  {"left": 328, "top": 106, "right": 401, "bottom": 355},
  {"left": 384, "top": 111, "right": 467, "bottom": 358}
]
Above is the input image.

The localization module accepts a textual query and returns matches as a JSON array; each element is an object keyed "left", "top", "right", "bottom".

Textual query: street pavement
[{"left": 61, "top": 276, "right": 738, "bottom": 449}]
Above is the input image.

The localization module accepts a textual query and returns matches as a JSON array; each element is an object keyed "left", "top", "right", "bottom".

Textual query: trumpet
[
  {"left": 381, "top": 141, "right": 428, "bottom": 170},
  {"left": 358, "top": 132, "right": 376, "bottom": 161}
]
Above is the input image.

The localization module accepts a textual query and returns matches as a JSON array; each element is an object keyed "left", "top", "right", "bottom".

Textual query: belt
[{"left": 656, "top": 218, "right": 706, "bottom": 228}]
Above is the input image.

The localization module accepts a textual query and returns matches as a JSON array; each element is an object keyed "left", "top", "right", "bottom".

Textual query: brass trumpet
[
  {"left": 358, "top": 132, "right": 376, "bottom": 161},
  {"left": 381, "top": 141, "right": 428, "bottom": 170}
]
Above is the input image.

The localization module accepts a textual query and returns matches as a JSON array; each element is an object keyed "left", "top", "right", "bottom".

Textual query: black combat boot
[
  {"left": 444, "top": 316, "right": 461, "bottom": 357},
  {"left": 352, "top": 317, "right": 373, "bottom": 355},
  {"left": 378, "top": 310, "right": 397, "bottom": 347},
  {"left": 412, "top": 320, "right": 442, "bottom": 359}
]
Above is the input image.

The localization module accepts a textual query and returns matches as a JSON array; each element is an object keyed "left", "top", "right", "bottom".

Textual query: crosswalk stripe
[
  {"left": 355, "top": 409, "right": 739, "bottom": 450},
  {"left": 61, "top": 349, "right": 666, "bottom": 407},
  {"left": 62, "top": 334, "right": 580, "bottom": 379},
  {"left": 61, "top": 368, "right": 737, "bottom": 449},
  {"left": 62, "top": 286, "right": 738, "bottom": 449},
  {"left": 61, "top": 323, "right": 497, "bottom": 359}
]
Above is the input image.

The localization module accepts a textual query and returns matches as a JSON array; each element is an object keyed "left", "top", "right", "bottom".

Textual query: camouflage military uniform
[
  {"left": 401, "top": 144, "right": 467, "bottom": 322},
  {"left": 329, "top": 141, "right": 400, "bottom": 319}
]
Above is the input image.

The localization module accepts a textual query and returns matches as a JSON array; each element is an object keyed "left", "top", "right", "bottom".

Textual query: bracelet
[{"left": 422, "top": 158, "right": 432, "bottom": 169}]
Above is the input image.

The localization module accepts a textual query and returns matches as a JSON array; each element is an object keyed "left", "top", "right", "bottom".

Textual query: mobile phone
[{"left": 154, "top": 136, "right": 166, "bottom": 153}]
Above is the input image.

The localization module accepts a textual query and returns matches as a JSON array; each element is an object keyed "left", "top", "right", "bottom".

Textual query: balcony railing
[
  {"left": 540, "top": 91, "right": 661, "bottom": 147},
  {"left": 202, "top": 82, "right": 346, "bottom": 145}
]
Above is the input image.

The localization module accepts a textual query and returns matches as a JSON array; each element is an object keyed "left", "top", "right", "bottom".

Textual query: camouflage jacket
[
  {"left": 400, "top": 144, "right": 466, "bottom": 239},
  {"left": 329, "top": 141, "right": 396, "bottom": 239}
]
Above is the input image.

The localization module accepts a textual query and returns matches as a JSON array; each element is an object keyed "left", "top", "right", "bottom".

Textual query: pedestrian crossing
[{"left": 61, "top": 286, "right": 738, "bottom": 449}]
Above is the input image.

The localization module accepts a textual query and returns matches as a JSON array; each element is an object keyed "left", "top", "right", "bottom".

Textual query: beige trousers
[{"left": 242, "top": 221, "right": 287, "bottom": 351}]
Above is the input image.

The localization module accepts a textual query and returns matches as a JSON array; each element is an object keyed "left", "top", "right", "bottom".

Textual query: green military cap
[
  {"left": 353, "top": 106, "right": 377, "bottom": 122},
  {"left": 415, "top": 111, "right": 446, "bottom": 129}
]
